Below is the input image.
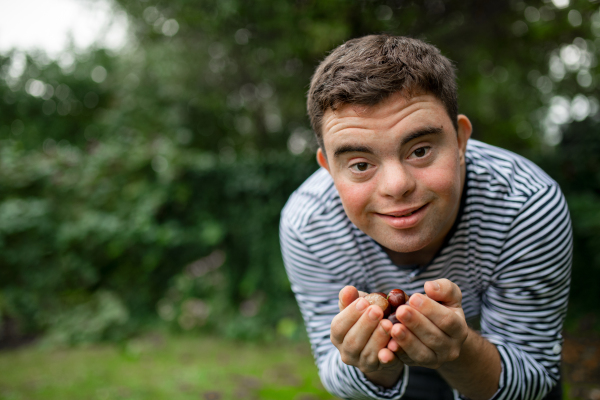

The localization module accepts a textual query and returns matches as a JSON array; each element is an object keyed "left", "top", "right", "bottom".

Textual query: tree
[{"left": 1, "top": 0, "right": 598, "bottom": 343}]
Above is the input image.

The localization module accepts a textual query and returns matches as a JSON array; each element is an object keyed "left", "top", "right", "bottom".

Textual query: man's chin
[
  {"left": 376, "top": 237, "right": 430, "bottom": 255},
  {"left": 372, "top": 231, "right": 441, "bottom": 261}
]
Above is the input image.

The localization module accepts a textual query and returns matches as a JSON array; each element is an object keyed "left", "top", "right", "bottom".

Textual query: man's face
[{"left": 317, "top": 92, "right": 471, "bottom": 262}]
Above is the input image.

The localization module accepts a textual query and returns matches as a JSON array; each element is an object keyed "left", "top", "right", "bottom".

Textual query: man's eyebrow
[
  {"left": 333, "top": 145, "right": 375, "bottom": 158},
  {"left": 401, "top": 126, "right": 443, "bottom": 146},
  {"left": 332, "top": 126, "right": 443, "bottom": 158}
]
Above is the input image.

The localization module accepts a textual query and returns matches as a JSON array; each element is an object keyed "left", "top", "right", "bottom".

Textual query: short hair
[{"left": 307, "top": 35, "right": 458, "bottom": 150}]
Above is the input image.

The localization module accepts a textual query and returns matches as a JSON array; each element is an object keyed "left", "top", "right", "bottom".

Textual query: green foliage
[
  {"left": 1, "top": 0, "right": 599, "bottom": 343},
  {"left": 0, "top": 127, "right": 316, "bottom": 342},
  {"left": 43, "top": 290, "right": 129, "bottom": 345},
  {"left": 536, "top": 118, "right": 600, "bottom": 316}
]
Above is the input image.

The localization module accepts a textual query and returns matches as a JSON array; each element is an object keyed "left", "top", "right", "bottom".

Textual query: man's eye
[
  {"left": 412, "top": 147, "right": 430, "bottom": 158},
  {"left": 351, "top": 162, "right": 370, "bottom": 172}
]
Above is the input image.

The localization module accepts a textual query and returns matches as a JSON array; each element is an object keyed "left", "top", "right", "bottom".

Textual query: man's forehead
[
  {"left": 330, "top": 92, "right": 416, "bottom": 116},
  {"left": 322, "top": 93, "right": 445, "bottom": 136}
]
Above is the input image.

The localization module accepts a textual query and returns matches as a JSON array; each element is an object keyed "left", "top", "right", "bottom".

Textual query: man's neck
[{"left": 382, "top": 240, "right": 443, "bottom": 267}]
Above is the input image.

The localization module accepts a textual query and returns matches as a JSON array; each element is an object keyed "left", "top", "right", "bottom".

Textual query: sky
[{"left": 0, "top": 0, "right": 129, "bottom": 58}]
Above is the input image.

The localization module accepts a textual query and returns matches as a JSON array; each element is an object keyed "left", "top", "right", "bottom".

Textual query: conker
[
  {"left": 387, "top": 289, "right": 409, "bottom": 308},
  {"left": 364, "top": 292, "right": 391, "bottom": 317},
  {"left": 363, "top": 289, "right": 409, "bottom": 318}
]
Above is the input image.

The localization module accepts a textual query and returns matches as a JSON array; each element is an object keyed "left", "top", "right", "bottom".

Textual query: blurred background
[{"left": 0, "top": 0, "right": 599, "bottom": 399}]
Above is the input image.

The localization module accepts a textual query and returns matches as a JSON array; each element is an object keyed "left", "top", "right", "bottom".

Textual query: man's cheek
[
  {"left": 337, "top": 182, "right": 373, "bottom": 217},
  {"left": 416, "top": 163, "right": 460, "bottom": 196}
]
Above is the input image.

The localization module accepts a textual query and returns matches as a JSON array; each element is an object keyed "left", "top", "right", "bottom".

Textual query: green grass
[
  {"left": 0, "top": 333, "right": 337, "bottom": 400},
  {"left": 4, "top": 332, "right": 594, "bottom": 400}
]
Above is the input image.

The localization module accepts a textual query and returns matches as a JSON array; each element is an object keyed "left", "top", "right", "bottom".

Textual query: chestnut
[
  {"left": 362, "top": 289, "right": 409, "bottom": 319},
  {"left": 387, "top": 289, "right": 409, "bottom": 308},
  {"left": 364, "top": 292, "right": 391, "bottom": 317},
  {"left": 365, "top": 289, "right": 408, "bottom": 318}
]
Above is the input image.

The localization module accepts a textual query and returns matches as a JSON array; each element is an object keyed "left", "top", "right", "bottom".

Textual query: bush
[
  {"left": 3, "top": 0, "right": 600, "bottom": 344},
  {"left": 0, "top": 133, "right": 317, "bottom": 343},
  {"left": 536, "top": 119, "right": 600, "bottom": 319}
]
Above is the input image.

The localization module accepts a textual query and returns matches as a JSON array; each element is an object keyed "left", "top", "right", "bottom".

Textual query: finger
[
  {"left": 339, "top": 286, "right": 359, "bottom": 311},
  {"left": 395, "top": 303, "right": 448, "bottom": 352},
  {"left": 378, "top": 347, "right": 400, "bottom": 365},
  {"left": 424, "top": 279, "right": 462, "bottom": 308},
  {"left": 386, "top": 336, "right": 414, "bottom": 365},
  {"left": 358, "top": 319, "right": 394, "bottom": 369},
  {"left": 390, "top": 322, "right": 437, "bottom": 367},
  {"left": 408, "top": 293, "right": 466, "bottom": 338},
  {"left": 341, "top": 305, "right": 384, "bottom": 359},
  {"left": 387, "top": 336, "right": 404, "bottom": 354},
  {"left": 397, "top": 352, "right": 417, "bottom": 366},
  {"left": 331, "top": 297, "right": 370, "bottom": 346}
]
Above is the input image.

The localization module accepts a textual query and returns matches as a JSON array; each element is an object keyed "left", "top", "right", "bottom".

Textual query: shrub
[{"left": 0, "top": 133, "right": 317, "bottom": 343}]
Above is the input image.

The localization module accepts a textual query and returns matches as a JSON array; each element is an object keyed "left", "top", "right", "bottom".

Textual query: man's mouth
[
  {"left": 374, "top": 204, "right": 429, "bottom": 229},
  {"left": 384, "top": 204, "right": 426, "bottom": 218}
]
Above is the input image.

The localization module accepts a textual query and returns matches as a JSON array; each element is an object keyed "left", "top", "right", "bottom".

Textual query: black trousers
[{"left": 403, "top": 366, "right": 562, "bottom": 400}]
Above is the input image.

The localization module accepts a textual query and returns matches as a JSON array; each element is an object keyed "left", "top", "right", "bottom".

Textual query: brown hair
[{"left": 307, "top": 35, "right": 458, "bottom": 150}]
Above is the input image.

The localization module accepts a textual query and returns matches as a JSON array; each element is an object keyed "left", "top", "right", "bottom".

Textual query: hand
[
  {"left": 331, "top": 286, "right": 402, "bottom": 378},
  {"left": 387, "top": 279, "right": 469, "bottom": 369}
]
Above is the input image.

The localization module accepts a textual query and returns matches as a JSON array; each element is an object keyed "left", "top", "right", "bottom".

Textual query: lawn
[
  {"left": 0, "top": 333, "right": 336, "bottom": 400},
  {"left": 1, "top": 330, "right": 599, "bottom": 400}
]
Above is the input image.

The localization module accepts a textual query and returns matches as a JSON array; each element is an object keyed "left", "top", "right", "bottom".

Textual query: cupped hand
[
  {"left": 387, "top": 279, "right": 469, "bottom": 369},
  {"left": 331, "top": 286, "right": 402, "bottom": 375}
]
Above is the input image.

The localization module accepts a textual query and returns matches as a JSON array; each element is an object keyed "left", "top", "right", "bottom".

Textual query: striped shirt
[{"left": 279, "top": 139, "right": 572, "bottom": 400}]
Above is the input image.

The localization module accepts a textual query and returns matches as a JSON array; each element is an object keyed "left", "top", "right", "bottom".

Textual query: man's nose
[{"left": 378, "top": 162, "right": 416, "bottom": 199}]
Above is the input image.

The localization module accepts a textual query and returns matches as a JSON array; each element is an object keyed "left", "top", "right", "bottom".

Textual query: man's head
[
  {"left": 307, "top": 35, "right": 458, "bottom": 151},
  {"left": 307, "top": 35, "right": 471, "bottom": 263}
]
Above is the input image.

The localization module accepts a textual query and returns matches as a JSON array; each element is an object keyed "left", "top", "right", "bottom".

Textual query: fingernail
[
  {"left": 356, "top": 298, "right": 368, "bottom": 311},
  {"left": 402, "top": 309, "right": 411, "bottom": 322},
  {"left": 369, "top": 308, "right": 380, "bottom": 321},
  {"left": 381, "top": 322, "right": 390, "bottom": 335},
  {"left": 431, "top": 281, "right": 440, "bottom": 291},
  {"left": 380, "top": 352, "right": 393, "bottom": 364},
  {"left": 396, "top": 328, "right": 406, "bottom": 340},
  {"left": 411, "top": 294, "right": 423, "bottom": 308}
]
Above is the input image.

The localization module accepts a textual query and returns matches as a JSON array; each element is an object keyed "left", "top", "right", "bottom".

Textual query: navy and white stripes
[{"left": 280, "top": 139, "right": 572, "bottom": 400}]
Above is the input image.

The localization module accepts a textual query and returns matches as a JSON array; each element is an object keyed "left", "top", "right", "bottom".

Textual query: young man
[{"left": 279, "top": 35, "right": 571, "bottom": 400}]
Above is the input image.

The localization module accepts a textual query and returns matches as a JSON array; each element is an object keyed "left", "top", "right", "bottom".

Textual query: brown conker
[
  {"left": 362, "top": 289, "right": 409, "bottom": 319},
  {"left": 364, "top": 292, "right": 391, "bottom": 317},
  {"left": 387, "top": 289, "right": 408, "bottom": 308},
  {"left": 386, "top": 289, "right": 410, "bottom": 321}
]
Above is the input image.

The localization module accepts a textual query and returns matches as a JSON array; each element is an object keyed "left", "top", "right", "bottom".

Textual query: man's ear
[
  {"left": 456, "top": 115, "right": 472, "bottom": 166},
  {"left": 316, "top": 148, "right": 330, "bottom": 172}
]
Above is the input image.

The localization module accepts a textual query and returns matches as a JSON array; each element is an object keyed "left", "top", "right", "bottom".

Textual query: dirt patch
[{"left": 562, "top": 318, "right": 600, "bottom": 399}]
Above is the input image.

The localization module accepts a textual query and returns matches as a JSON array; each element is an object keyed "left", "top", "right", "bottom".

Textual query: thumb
[
  {"left": 338, "top": 286, "right": 359, "bottom": 311},
  {"left": 424, "top": 279, "right": 463, "bottom": 308}
]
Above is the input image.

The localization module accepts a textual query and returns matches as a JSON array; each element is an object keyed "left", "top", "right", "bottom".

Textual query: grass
[
  {"left": 0, "top": 333, "right": 337, "bottom": 400},
  {"left": 2, "top": 330, "right": 599, "bottom": 400}
]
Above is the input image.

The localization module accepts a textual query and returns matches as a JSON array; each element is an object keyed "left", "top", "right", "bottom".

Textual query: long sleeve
[
  {"left": 478, "top": 183, "right": 572, "bottom": 400},
  {"left": 279, "top": 142, "right": 573, "bottom": 399},
  {"left": 280, "top": 213, "right": 409, "bottom": 400}
]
